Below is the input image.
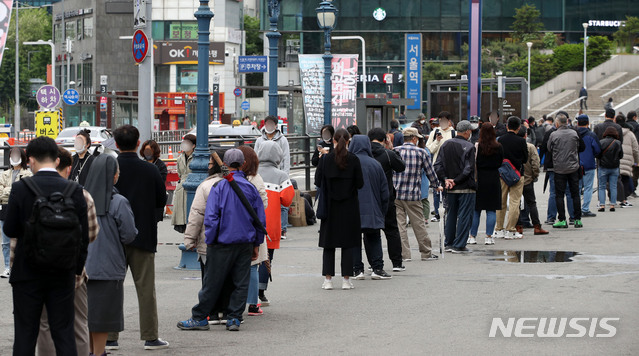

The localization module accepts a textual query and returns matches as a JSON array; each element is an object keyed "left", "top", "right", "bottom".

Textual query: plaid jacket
[{"left": 393, "top": 143, "right": 440, "bottom": 201}]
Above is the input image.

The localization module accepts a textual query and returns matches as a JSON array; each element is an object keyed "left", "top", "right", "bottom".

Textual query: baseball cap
[
  {"left": 576, "top": 114, "right": 589, "bottom": 125},
  {"left": 223, "top": 148, "right": 245, "bottom": 168},
  {"left": 403, "top": 127, "right": 423, "bottom": 138}
]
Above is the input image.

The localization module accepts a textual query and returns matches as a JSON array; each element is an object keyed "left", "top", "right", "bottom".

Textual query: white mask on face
[
  {"left": 470, "top": 123, "right": 479, "bottom": 130},
  {"left": 420, "top": 120, "right": 425, "bottom": 124},
  {"left": 10, "top": 157, "right": 21, "bottom": 167},
  {"left": 265, "top": 123, "right": 276, "bottom": 134},
  {"left": 74, "top": 139, "right": 87, "bottom": 154}
]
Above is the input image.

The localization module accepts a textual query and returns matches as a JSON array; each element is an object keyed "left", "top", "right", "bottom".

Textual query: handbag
[{"left": 498, "top": 159, "right": 521, "bottom": 187}]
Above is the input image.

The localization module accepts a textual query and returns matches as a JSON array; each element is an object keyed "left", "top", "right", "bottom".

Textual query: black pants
[
  {"left": 192, "top": 243, "right": 252, "bottom": 322},
  {"left": 555, "top": 171, "right": 582, "bottom": 221},
  {"left": 322, "top": 247, "right": 354, "bottom": 277},
  {"left": 353, "top": 229, "right": 384, "bottom": 273},
  {"left": 382, "top": 200, "right": 403, "bottom": 267},
  {"left": 522, "top": 182, "right": 541, "bottom": 225},
  {"left": 199, "top": 259, "right": 234, "bottom": 317},
  {"left": 12, "top": 275, "right": 77, "bottom": 356}
]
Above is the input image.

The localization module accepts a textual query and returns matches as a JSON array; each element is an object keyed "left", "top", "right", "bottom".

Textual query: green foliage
[
  {"left": 542, "top": 32, "right": 558, "bottom": 49},
  {"left": 511, "top": 4, "right": 544, "bottom": 43},
  {"left": 244, "top": 15, "right": 262, "bottom": 56},
  {"left": 422, "top": 62, "right": 465, "bottom": 92},
  {"left": 553, "top": 43, "right": 583, "bottom": 72},
  {"left": 586, "top": 36, "right": 613, "bottom": 69},
  {"left": 503, "top": 54, "right": 557, "bottom": 89},
  {"left": 613, "top": 16, "right": 639, "bottom": 53}
]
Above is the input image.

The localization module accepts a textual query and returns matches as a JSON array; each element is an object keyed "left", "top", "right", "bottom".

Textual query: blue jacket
[
  {"left": 204, "top": 171, "right": 266, "bottom": 246},
  {"left": 577, "top": 127, "right": 602, "bottom": 171},
  {"left": 349, "top": 135, "right": 389, "bottom": 229}
]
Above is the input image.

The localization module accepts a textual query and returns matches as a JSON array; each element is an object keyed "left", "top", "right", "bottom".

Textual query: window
[
  {"left": 165, "top": 21, "right": 198, "bottom": 40},
  {"left": 155, "top": 66, "right": 170, "bottom": 92},
  {"left": 82, "top": 62, "right": 93, "bottom": 91},
  {"left": 83, "top": 17, "right": 93, "bottom": 39},
  {"left": 152, "top": 21, "right": 164, "bottom": 40},
  {"left": 176, "top": 65, "right": 197, "bottom": 92},
  {"left": 77, "top": 19, "right": 82, "bottom": 40},
  {"left": 65, "top": 21, "right": 76, "bottom": 40},
  {"left": 54, "top": 23, "right": 62, "bottom": 44}
]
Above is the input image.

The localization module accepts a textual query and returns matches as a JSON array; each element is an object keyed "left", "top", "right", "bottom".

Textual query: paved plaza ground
[{"left": 0, "top": 185, "right": 638, "bottom": 355}]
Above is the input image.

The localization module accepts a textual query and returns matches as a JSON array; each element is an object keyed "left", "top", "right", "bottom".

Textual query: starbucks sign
[{"left": 373, "top": 8, "right": 386, "bottom": 21}]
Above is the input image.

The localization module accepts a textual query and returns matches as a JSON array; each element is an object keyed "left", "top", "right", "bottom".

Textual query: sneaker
[
  {"left": 0, "top": 267, "right": 9, "bottom": 278},
  {"left": 569, "top": 218, "right": 575, "bottom": 225},
  {"left": 492, "top": 230, "right": 506, "bottom": 238},
  {"left": 105, "top": 341, "right": 119, "bottom": 350},
  {"left": 421, "top": 254, "right": 439, "bottom": 261},
  {"left": 342, "top": 279, "right": 354, "bottom": 290},
  {"left": 322, "top": 279, "right": 334, "bottom": 290},
  {"left": 545, "top": 219, "right": 556, "bottom": 225},
  {"left": 621, "top": 202, "right": 633, "bottom": 208},
  {"left": 280, "top": 230, "right": 287, "bottom": 240},
  {"left": 144, "top": 338, "right": 170, "bottom": 350},
  {"left": 226, "top": 318, "right": 241, "bottom": 331},
  {"left": 610, "top": 206, "right": 616, "bottom": 212},
  {"left": 553, "top": 220, "right": 568, "bottom": 229},
  {"left": 392, "top": 265, "right": 406, "bottom": 272},
  {"left": 444, "top": 246, "right": 454, "bottom": 252},
  {"left": 248, "top": 305, "right": 263, "bottom": 316},
  {"left": 367, "top": 266, "right": 373, "bottom": 272},
  {"left": 484, "top": 237, "right": 495, "bottom": 245},
  {"left": 504, "top": 231, "right": 523, "bottom": 239},
  {"left": 468, "top": 236, "right": 477, "bottom": 245},
  {"left": 451, "top": 247, "right": 471, "bottom": 254},
  {"left": 352, "top": 271, "right": 365, "bottom": 280},
  {"left": 177, "top": 318, "right": 209, "bottom": 331},
  {"left": 598, "top": 207, "right": 605, "bottom": 212},
  {"left": 581, "top": 211, "right": 597, "bottom": 217},
  {"left": 402, "top": 258, "right": 412, "bottom": 262},
  {"left": 430, "top": 215, "right": 440, "bottom": 222},
  {"left": 371, "top": 269, "right": 392, "bottom": 280},
  {"left": 258, "top": 291, "right": 269, "bottom": 307},
  {"left": 574, "top": 219, "right": 583, "bottom": 228}
]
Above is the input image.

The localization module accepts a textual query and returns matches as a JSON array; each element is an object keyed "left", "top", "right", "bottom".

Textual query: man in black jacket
[
  {"left": 494, "top": 117, "right": 529, "bottom": 239},
  {"left": 107, "top": 125, "right": 168, "bottom": 350},
  {"left": 4, "top": 137, "right": 89, "bottom": 355},
  {"left": 434, "top": 121, "right": 476, "bottom": 253},
  {"left": 368, "top": 128, "right": 406, "bottom": 271}
]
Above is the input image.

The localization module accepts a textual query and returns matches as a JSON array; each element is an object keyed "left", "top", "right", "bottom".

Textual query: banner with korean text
[{"left": 299, "top": 54, "right": 358, "bottom": 135}]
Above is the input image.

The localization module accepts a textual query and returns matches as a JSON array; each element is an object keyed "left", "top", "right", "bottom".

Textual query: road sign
[
  {"left": 238, "top": 56, "right": 268, "bottom": 73},
  {"left": 36, "top": 85, "right": 61, "bottom": 109},
  {"left": 132, "top": 29, "right": 149, "bottom": 63},
  {"left": 100, "top": 96, "right": 108, "bottom": 111},
  {"left": 35, "top": 110, "right": 61, "bottom": 139},
  {"left": 62, "top": 89, "right": 80, "bottom": 105},
  {"left": 233, "top": 87, "right": 242, "bottom": 97},
  {"left": 241, "top": 101, "right": 250, "bottom": 110}
]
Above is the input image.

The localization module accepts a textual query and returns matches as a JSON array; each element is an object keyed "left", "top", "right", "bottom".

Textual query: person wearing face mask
[
  {"left": 469, "top": 116, "right": 481, "bottom": 144},
  {"left": 411, "top": 113, "right": 431, "bottom": 138},
  {"left": 426, "top": 111, "right": 456, "bottom": 222},
  {"left": 70, "top": 129, "right": 96, "bottom": 185},
  {"left": 140, "top": 140, "right": 168, "bottom": 223},
  {"left": 311, "top": 125, "right": 335, "bottom": 167},
  {"left": 0, "top": 147, "right": 31, "bottom": 278},
  {"left": 171, "top": 134, "right": 196, "bottom": 233}
]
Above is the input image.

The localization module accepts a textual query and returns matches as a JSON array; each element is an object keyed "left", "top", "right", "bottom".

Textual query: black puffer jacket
[{"left": 597, "top": 137, "right": 623, "bottom": 169}]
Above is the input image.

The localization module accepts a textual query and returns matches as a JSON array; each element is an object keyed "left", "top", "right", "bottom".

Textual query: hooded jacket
[
  {"left": 547, "top": 125, "right": 586, "bottom": 175},
  {"left": 349, "top": 135, "right": 389, "bottom": 229},
  {"left": 620, "top": 128, "right": 639, "bottom": 177},
  {"left": 255, "top": 140, "right": 295, "bottom": 249},
  {"left": 577, "top": 127, "right": 602, "bottom": 171},
  {"left": 255, "top": 128, "right": 291, "bottom": 174},
  {"left": 370, "top": 141, "right": 406, "bottom": 199}
]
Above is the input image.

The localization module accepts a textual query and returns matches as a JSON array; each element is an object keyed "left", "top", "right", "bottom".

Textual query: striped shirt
[{"left": 393, "top": 143, "right": 440, "bottom": 201}]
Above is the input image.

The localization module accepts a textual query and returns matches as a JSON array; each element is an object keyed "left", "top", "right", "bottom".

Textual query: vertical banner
[
  {"left": 405, "top": 34, "right": 422, "bottom": 111},
  {"left": 468, "top": 0, "right": 482, "bottom": 118},
  {"left": 299, "top": 54, "right": 359, "bottom": 135},
  {"left": 0, "top": 0, "right": 14, "bottom": 67}
]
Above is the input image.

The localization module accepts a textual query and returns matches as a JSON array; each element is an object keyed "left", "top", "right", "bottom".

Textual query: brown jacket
[{"left": 523, "top": 143, "right": 540, "bottom": 186}]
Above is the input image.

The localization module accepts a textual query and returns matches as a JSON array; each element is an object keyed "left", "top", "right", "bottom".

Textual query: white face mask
[
  {"left": 440, "top": 121, "right": 449, "bottom": 130},
  {"left": 322, "top": 134, "right": 332, "bottom": 142},
  {"left": 10, "top": 157, "right": 21, "bottom": 167},
  {"left": 420, "top": 120, "right": 425, "bottom": 124},
  {"left": 470, "top": 123, "right": 479, "bottom": 130},
  {"left": 265, "top": 123, "right": 276, "bottom": 134},
  {"left": 180, "top": 142, "right": 193, "bottom": 152},
  {"left": 74, "top": 139, "right": 86, "bottom": 154}
]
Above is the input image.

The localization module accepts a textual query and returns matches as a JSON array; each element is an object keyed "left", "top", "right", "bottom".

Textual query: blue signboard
[
  {"left": 63, "top": 89, "right": 80, "bottom": 105},
  {"left": 238, "top": 56, "right": 268, "bottom": 73},
  {"left": 241, "top": 101, "right": 250, "bottom": 110},
  {"left": 405, "top": 34, "right": 422, "bottom": 110}
]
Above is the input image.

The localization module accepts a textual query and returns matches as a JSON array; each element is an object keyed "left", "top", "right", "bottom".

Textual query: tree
[
  {"left": 243, "top": 15, "right": 263, "bottom": 98},
  {"left": 586, "top": 36, "right": 613, "bottom": 69},
  {"left": 504, "top": 54, "right": 557, "bottom": 89},
  {"left": 0, "top": 8, "right": 52, "bottom": 117},
  {"left": 511, "top": 4, "right": 544, "bottom": 43},
  {"left": 613, "top": 16, "right": 639, "bottom": 53},
  {"left": 542, "top": 32, "right": 558, "bottom": 49}
]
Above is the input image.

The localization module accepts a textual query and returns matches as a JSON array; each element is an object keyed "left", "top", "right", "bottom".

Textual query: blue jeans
[
  {"left": 353, "top": 229, "right": 384, "bottom": 273},
  {"left": 247, "top": 265, "right": 258, "bottom": 305},
  {"left": 281, "top": 206, "right": 289, "bottom": 232},
  {"left": 432, "top": 188, "right": 440, "bottom": 214},
  {"left": 1, "top": 220, "right": 9, "bottom": 269},
  {"left": 470, "top": 210, "right": 497, "bottom": 237},
  {"left": 598, "top": 167, "right": 619, "bottom": 206},
  {"left": 547, "top": 171, "right": 574, "bottom": 220},
  {"left": 258, "top": 249, "right": 274, "bottom": 291},
  {"left": 580, "top": 169, "right": 596, "bottom": 213},
  {"left": 444, "top": 193, "right": 476, "bottom": 249}
]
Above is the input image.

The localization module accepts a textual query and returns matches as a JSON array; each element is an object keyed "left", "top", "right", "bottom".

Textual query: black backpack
[{"left": 22, "top": 178, "right": 82, "bottom": 271}]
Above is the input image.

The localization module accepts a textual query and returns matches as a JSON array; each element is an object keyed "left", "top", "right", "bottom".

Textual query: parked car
[
  {"left": 187, "top": 124, "right": 261, "bottom": 147},
  {"left": 55, "top": 126, "right": 113, "bottom": 154}
]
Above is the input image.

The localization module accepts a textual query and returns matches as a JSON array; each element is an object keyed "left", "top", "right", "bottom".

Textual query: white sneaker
[
  {"left": 467, "top": 237, "right": 477, "bottom": 245},
  {"left": 0, "top": 267, "right": 9, "bottom": 279},
  {"left": 321, "top": 279, "right": 333, "bottom": 290},
  {"left": 493, "top": 230, "right": 506, "bottom": 238},
  {"left": 484, "top": 237, "right": 495, "bottom": 245},
  {"left": 352, "top": 271, "right": 365, "bottom": 280},
  {"left": 342, "top": 279, "right": 354, "bottom": 290},
  {"left": 504, "top": 231, "right": 523, "bottom": 240}
]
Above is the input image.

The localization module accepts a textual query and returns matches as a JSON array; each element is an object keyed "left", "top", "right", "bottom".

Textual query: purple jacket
[{"left": 204, "top": 171, "right": 266, "bottom": 246}]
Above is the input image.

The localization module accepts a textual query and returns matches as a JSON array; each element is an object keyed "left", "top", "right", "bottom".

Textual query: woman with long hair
[
  {"left": 315, "top": 129, "right": 364, "bottom": 290},
  {"left": 469, "top": 124, "right": 503, "bottom": 245},
  {"left": 69, "top": 129, "right": 95, "bottom": 185},
  {"left": 598, "top": 127, "right": 623, "bottom": 211},
  {"left": 140, "top": 140, "right": 168, "bottom": 222}
]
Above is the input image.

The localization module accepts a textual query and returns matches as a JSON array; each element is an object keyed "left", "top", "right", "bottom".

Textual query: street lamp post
[
  {"left": 14, "top": 1, "right": 20, "bottom": 136},
  {"left": 316, "top": 1, "right": 338, "bottom": 126},
  {"left": 266, "top": 0, "right": 281, "bottom": 117},
  {"left": 449, "top": 73, "right": 459, "bottom": 120},
  {"left": 183, "top": 1, "right": 214, "bottom": 214},
  {"left": 526, "top": 41, "right": 532, "bottom": 115},
  {"left": 583, "top": 22, "right": 588, "bottom": 89},
  {"left": 23, "top": 40, "right": 56, "bottom": 89}
]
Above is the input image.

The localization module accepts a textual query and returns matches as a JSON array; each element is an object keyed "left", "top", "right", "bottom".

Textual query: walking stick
[{"left": 438, "top": 190, "right": 446, "bottom": 259}]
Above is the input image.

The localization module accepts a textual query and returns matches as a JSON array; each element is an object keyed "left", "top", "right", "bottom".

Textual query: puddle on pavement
[{"left": 482, "top": 250, "right": 580, "bottom": 263}]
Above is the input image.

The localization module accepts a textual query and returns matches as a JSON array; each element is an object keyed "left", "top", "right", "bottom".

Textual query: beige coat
[
  {"left": 171, "top": 153, "right": 193, "bottom": 226},
  {"left": 523, "top": 143, "right": 540, "bottom": 186},
  {"left": 183, "top": 173, "right": 269, "bottom": 266},
  {"left": 0, "top": 167, "right": 32, "bottom": 204},
  {"left": 620, "top": 128, "right": 639, "bottom": 177}
]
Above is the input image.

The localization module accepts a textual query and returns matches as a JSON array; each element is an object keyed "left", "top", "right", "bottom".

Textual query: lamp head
[
  {"left": 526, "top": 42, "right": 533, "bottom": 48},
  {"left": 582, "top": 22, "right": 588, "bottom": 29},
  {"left": 316, "top": 1, "right": 338, "bottom": 30}
]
